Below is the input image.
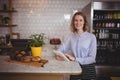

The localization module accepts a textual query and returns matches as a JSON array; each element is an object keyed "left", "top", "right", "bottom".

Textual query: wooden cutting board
[{"left": 5, "top": 58, "right": 48, "bottom": 67}]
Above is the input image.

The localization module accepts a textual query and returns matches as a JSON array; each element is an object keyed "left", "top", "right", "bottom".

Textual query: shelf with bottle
[
  {"left": 93, "top": 18, "right": 120, "bottom": 21},
  {"left": 93, "top": 28, "right": 120, "bottom": 56},
  {"left": 0, "top": 0, "right": 17, "bottom": 13},
  {"left": 93, "top": 15, "right": 120, "bottom": 29},
  {"left": 93, "top": 22, "right": 120, "bottom": 29},
  {"left": 97, "top": 39, "right": 120, "bottom": 49},
  {"left": 0, "top": 0, "right": 18, "bottom": 27},
  {"left": 93, "top": 29, "right": 120, "bottom": 39},
  {"left": 96, "top": 39, "right": 120, "bottom": 66},
  {"left": 0, "top": 34, "right": 13, "bottom": 49},
  {"left": 0, "top": 17, "right": 17, "bottom": 27},
  {"left": 93, "top": 11, "right": 120, "bottom": 29},
  {"left": 94, "top": 10, "right": 120, "bottom": 20},
  {"left": 0, "top": 14, "right": 17, "bottom": 27}
]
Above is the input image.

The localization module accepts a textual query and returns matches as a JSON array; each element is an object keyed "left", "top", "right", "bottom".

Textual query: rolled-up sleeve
[{"left": 58, "top": 36, "right": 71, "bottom": 53}]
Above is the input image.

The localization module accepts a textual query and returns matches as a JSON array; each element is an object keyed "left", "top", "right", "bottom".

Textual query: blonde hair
[{"left": 70, "top": 12, "right": 89, "bottom": 33}]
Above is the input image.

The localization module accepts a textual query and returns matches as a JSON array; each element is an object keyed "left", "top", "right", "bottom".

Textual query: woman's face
[{"left": 74, "top": 15, "right": 84, "bottom": 31}]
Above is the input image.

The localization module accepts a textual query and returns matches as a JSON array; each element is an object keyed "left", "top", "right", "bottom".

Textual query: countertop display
[{"left": 0, "top": 45, "right": 82, "bottom": 80}]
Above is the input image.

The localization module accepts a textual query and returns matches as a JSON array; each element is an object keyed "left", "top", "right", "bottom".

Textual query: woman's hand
[
  {"left": 55, "top": 55, "right": 64, "bottom": 61},
  {"left": 55, "top": 53, "right": 75, "bottom": 61},
  {"left": 65, "top": 54, "right": 75, "bottom": 61}
]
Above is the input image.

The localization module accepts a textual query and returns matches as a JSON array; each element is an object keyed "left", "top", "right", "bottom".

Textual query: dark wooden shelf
[
  {"left": 93, "top": 19, "right": 120, "bottom": 22},
  {"left": 93, "top": 27, "right": 120, "bottom": 30},
  {"left": 97, "top": 38, "right": 120, "bottom": 41},
  {"left": 94, "top": 9, "right": 120, "bottom": 12},
  {"left": 0, "top": 10, "right": 17, "bottom": 13},
  {"left": 0, "top": 24, "right": 17, "bottom": 27}
]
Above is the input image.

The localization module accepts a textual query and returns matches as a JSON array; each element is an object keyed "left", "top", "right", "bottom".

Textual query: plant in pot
[{"left": 28, "top": 33, "right": 46, "bottom": 57}]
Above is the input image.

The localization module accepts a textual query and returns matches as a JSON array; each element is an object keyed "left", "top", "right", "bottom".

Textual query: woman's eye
[
  {"left": 75, "top": 19, "right": 78, "bottom": 22},
  {"left": 75, "top": 19, "right": 83, "bottom": 22},
  {"left": 79, "top": 19, "right": 83, "bottom": 22}
]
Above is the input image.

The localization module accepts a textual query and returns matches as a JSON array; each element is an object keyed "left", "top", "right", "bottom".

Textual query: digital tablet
[{"left": 53, "top": 50, "right": 70, "bottom": 61}]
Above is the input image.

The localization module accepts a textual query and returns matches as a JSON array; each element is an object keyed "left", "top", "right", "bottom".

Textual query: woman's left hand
[{"left": 64, "top": 54, "right": 75, "bottom": 61}]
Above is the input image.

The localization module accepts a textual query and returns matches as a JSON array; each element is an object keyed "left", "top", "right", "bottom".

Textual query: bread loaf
[
  {"left": 22, "top": 56, "right": 31, "bottom": 62},
  {"left": 31, "top": 56, "right": 41, "bottom": 62}
]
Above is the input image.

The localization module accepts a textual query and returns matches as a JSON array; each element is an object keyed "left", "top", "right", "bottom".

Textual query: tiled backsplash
[{"left": 0, "top": 0, "right": 91, "bottom": 40}]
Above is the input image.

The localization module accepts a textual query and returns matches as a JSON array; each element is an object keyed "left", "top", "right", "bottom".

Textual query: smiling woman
[{"left": 56, "top": 12, "right": 97, "bottom": 80}]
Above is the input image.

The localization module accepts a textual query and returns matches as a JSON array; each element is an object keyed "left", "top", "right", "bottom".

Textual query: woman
[{"left": 56, "top": 12, "right": 97, "bottom": 80}]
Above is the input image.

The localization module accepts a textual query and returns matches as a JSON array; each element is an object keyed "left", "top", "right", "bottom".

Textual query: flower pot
[{"left": 31, "top": 47, "right": 42, "bottom": 57}]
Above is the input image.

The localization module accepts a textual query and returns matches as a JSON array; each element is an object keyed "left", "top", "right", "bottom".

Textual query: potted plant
[{"left": 28, "top": 33, "right": 46, "bottom": 57}]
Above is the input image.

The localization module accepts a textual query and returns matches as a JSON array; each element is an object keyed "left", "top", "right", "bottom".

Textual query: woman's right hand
[{"left": 55, "top": 55, "right": 64, "bottom": 61}]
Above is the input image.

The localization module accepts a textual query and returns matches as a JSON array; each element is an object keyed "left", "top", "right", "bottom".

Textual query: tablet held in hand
[{"left": 53, "top": 50, "right": 70, "bottom": 61}]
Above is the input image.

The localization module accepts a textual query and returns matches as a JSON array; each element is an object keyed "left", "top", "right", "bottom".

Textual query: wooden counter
[{"left": 0, "top": 45, "right": 82, "bottom": 80}]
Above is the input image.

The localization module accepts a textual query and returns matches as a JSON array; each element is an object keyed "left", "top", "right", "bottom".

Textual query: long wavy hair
[{"left": 70, "top": 12, "right": 89, "bottom": 33}]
